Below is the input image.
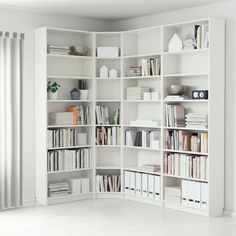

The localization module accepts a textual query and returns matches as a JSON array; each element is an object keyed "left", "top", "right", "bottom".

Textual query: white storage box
[
  {"left": 81, "top": 178, "right": 90, "bottom": 193},
  {"left": 68, "top": 178, "right": 81, "bottom": 194},
  {"left": 97, "top": 47, "right": 119, "bottom": 58}
]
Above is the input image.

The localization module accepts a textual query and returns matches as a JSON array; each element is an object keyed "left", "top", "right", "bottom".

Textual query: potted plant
[
  {"left": 47, "top": 81, "right": 60, "bottom": 100},
  {"left": 78, "top": 80, "right": 88, "bottom": 100},
  {"left": 70, "top": 88, "right": 80, "bottom": 100}
]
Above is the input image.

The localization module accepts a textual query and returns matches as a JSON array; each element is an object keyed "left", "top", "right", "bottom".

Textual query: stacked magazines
[
  {"left": 47, "top": 44, "right": 70, "bottom": 55},
  {"left": 48, "top": 182, "right": 70, "bottom": 197},
  {"left": 185, "top": 113, "right": 208, "bottom": 129}
]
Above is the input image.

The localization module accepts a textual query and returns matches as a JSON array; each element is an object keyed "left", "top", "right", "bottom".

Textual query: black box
[{"left": 192, "top": 90, "right": 208, "bottom": 99}]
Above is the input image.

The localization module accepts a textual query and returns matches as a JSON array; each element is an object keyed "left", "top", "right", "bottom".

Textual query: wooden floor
[{"left": 0, "top": 199, "right": 235, "bottom": 236}]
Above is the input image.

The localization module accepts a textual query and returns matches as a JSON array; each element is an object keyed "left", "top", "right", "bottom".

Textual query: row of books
[
  {"left": 194, "top": 24, "right": 209, "bottom": 49},
  {"left": 126, "top": 87, "right": 149, "bottom": 100},
  {"left": 163, "top": 153, "right": 207, "bottom": 180},
  {"left": 96, "top": 175, "right": 121, "bottom": 192},
  {"left": 47, "top": 129, "right": 87, "bottom": 148},
  {"left": 125, "top": 171, "right": 160, "bottom": 199},
  {"left": 48, "top": 182, "right": 70, "bottom": 197},
  {"left": 47, "top": 44, "right": 70, "bottom": 55},
  {"left": 141, "top": 58, "right": 160, "bottom": 76},
  {"left": 47, "top": 148, "right": 91, "bottom": 172},
  {"left": 165, "top": 104, "right": 185, "bottom": 127},
  {"left": 95, "top": 106, "right": 120, "bottom": 125},
  {"left": 125, "top": 130, "right": 160, "bottom": 148},
  {"left": 96, "top": 127, "right": 121, "bottom": 145},
  {"left": 66, "top": 106, "right": 91, "bottom": 125},
  {"left": 165, "top": 130, "right": 208, "bottom": 153}
]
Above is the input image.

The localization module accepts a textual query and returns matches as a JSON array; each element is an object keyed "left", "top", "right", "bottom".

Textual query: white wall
[
  {"left": 0, "top": 6, "right": 111, "bottom": 206},
  {"left": 112, "top": 0, "right": 236, "bottom": 214}
]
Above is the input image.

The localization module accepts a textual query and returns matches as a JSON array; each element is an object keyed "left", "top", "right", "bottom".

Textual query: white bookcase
[{"left": 35, "top": 18, "right": 225, "bottom": 216}]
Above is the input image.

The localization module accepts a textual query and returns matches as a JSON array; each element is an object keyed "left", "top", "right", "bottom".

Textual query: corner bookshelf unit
[{"left": 35, "top": 18, "right": 225, "bottom": 216}]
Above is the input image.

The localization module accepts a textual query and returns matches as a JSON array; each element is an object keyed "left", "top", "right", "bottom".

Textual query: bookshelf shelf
[
  {"left": 123, "top": 146, "right": 161, "bottom": 151},
  {"left": 47, "top": 75, "right": 93, "bottom": 80},
  {"left": 123, "top": 100, "right": 161, "bottom": 103},
  {"left": 96, "top": 167, "right": 121, "bottom": 169},
  {"left": 163, "top": 174, "right": 208, "bottom": 183},
  {"left": 163, "top": 73, "right": 208, "bottom": 78},
  {"left": 123, "top": 167, "right": 161, "bottom": 176},
  {"left": 162, "top": 48, "right": 208, "bottom": 55},
  {"left": 163, "top": 149, "right": 208, "bottom": 156},
  {"left": 47, "top": 168, "right": 93, "bottom": 174},
  {"left": 47, "top": 145, "right": 93, "bottom": 150},
  {"left": 47, "top": 124, "right": 92, "bottom": 128},
  {"left": 163, "top": 126, "right": 208, "bottom": 131},
  {"left": 96, "top": 145, "right": 121, "bottom": 148},
  {"left": 47, "top": 100, "right": 93, "bottom": 103},
  {"left": 47, "top": 54, "right": 93, "bottom": 60},
  {"left": 163, "top": 99, "right": 208, "bottom": 103},
  {"left": 123, "top": 76, "right": 161, "bottom": 80},
  {"left": 122, "top": 52, "right": 161, "bottom": 59},
  {"left": 36, "top": 18, "right": 225, "bottom": 216}
]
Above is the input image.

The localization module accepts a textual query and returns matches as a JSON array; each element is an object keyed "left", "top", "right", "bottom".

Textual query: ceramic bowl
[
  {"left": 71, "top": 46, "right": 88, "bottom": 56},
  {"left": 167, "top": 85, "right": 188, "bottom": 95}
]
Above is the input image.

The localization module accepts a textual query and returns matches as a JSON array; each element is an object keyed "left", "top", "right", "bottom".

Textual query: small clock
[{"left": 192, "top": 90, "right": 208, "bottom": 100}]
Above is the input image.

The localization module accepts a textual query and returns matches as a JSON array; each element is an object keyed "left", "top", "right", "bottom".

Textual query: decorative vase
[
  {"left": 48, "top": 91, "right": 58, "bottom": 100},
  {"left": 70, "top": 89, "right": 80, "bottom": 100},
  {"left": 79, "top": 90, "right": 89, "bottom": 100}
]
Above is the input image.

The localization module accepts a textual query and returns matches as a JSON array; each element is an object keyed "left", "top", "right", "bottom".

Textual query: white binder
[
  {"left": 148, "top": 175, "right": 155, "bottom": 199},
  {"left": 135, "top": 173, "right": 142, "bottom": 196},
  {"left": 201, "top": 182, "right": 208, "bottom": 210},
  {"left": 154, "top": 175, "right": 160, "bottom": 200},
  {"left": 182, "top": 180, "right": 188, "bottom": 206},
  {"left": 193, "top": 181, "right": 201, "bottom": 209},
  {"left": 130, "top": 172, "right": 135, "bottom": 195},
  {"left": 141, "top": 173, "right": 148, "bottom": 198},
  {"left": 124, "top": 171, "right": 130, "bottom": 193}
]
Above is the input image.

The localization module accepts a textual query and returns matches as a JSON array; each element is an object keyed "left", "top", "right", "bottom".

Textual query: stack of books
[
  {"left": 66, "top": 106, "right": 90, "bottom": 125},
  {"left": 137, "top": 164, "right": 161, "bottom": 173},
  {"left": 163, "top": 153, "right": 207, "bottom": 180},
  {"left": 95, "top": 106, "right": 120, "bottom": 125},
  {"left": 141, "top": 58, "right": 160, "bottom": 76},
  {"left": 96, "top": 175, "right": 121, "bottom": 192},
  {"left": 96, "top": 127, "right": 121, "bottom": 145},
  {"left": 126, "top": 66, "right": 142, "bottom": 77},
  {"left": 165, "top": 95, "right": 189, "bottom": 101},
  {"left": 165, "top": 104, "right": 185, "bottom": 127},
  {"left": 48, "top": 112, "right": 74, "bottom": 126},
  {"left": 48, "top": 182, "right": 70, "bottom": 197},
  {"left": 125, "top": 130, "right": 160, "bottom": 148},
  {"left": 164, "top": 186, "right": 181, "bottom": 203},
  {"left": 47, "top": 44, "right": 70, "bottom": 55},
  {"left": 165, "top": 130, "right": 208, "bottom": 153},
  {"left": 126, "top": 87, "right": 149, "bottom": 100},
  {"left": 47, "top": 148, "right": 91, "bottom": 172},
  {"left": 185, "top": 113, "right": 208, "bottom": 129}
]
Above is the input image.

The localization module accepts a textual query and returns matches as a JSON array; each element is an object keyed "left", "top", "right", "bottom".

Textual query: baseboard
[
  {"left": 23, "top": 198, "right": 36, "bottom": 207},
  {"left": 224, "top": 210, "right": 236, "bottom": 217}
]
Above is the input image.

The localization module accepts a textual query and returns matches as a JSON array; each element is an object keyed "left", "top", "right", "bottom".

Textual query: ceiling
[{"left": 0, "top": 0, "right": 228, "bottom": 20}]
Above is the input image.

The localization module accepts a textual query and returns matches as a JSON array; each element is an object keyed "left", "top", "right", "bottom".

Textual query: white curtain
[{"left": 0, "top": 31, "right": 23, "bottom": 209}]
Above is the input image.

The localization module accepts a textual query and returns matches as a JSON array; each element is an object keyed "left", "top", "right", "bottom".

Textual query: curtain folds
[{"left": 0, "top": 32, "right": 23, "bottom": 209}]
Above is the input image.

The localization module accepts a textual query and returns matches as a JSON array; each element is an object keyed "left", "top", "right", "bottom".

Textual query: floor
[{"left": 0, "top": 199, "right": 235, "bottom": 236}]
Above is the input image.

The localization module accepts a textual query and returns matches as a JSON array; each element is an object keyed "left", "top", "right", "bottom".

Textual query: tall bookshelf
[{"left": 35, "top": 18, "right": 225, "bottom": 216}]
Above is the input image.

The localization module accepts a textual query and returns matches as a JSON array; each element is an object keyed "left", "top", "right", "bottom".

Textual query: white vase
[
  {"left": 79, "top": 90, "right": 88, "bottom": 100},
  {"left": 48, "top": 91, "right": 58, "bottom": 100}
]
